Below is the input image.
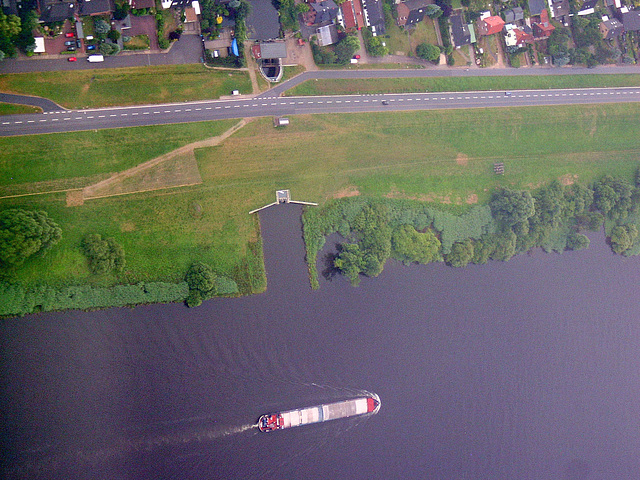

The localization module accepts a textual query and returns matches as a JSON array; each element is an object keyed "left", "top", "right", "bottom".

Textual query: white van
[{"left": 87, "top": 55, "right": 104, "bottom": 63}]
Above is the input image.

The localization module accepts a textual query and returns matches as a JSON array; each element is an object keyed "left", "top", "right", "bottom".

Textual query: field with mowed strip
[{"left": 2, "top": 103, "right": 640, "bottom": 291}]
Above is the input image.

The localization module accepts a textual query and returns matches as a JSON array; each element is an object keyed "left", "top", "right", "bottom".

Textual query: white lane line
[
  {"left": 121, "top": 113, "right": 128, "bottom": 116},
  {"left": 98, "top": 115, "right": 106, "bottom": 118},
  {"left": 39, "top": 119, "right": 47, "bottom": 122},
  {"left": 52, "top": 118, "right": 59, "bottom": 121},
  {"left": 153, "top": 111, "right": 160, "bottom": 114},
  {"left": 252, "top": 104, "right": 258, "bottom": 107},
  {"left": 63, "top": 117, "right": 71, "bottom": 120},
  {"left": 87, "top": 116, "right": 94, "bottom": 118},
  {"left": 261, "top": 103, "right": 268, "bottom": 106},
  {"left": 345, "top": 100, "right": 351, "bottom": 103},
  {"left": 270, "top": 102, "right": 277, "bottom": 105},
  {"left": 2, "top": 122, "right": 9, "bottom": 125},
  {"left": 233, "top": 105, "right": 240, "bottom": 108},
  {"left": 215, "top": 106, "right": 221, "bottom": 109},
  {"left": 75, "top": 117, "right": 83, "bottom": 120},
  {"left": 196, "top": 108, "right": 202, "bottom": 111},
  {"left": 27, "top": 120, "right": 35, "bottom": 123},
  {"left": 354, "top": 100, "right": 360, "bottom": 103},
  {"left": 185, "top": 108, "right": 192, "bottom": 111},
  {"left": 15, "top": 121, "right": 23, "bottom": 124},
  {"left": 175, "top": 109, "right": 181, "bottom": 112},
  {"left": 143, "top": 112, "right": 150, "bottom": 115},
  {"left": 297, "top": 102, "right": 304, "bottom": 104},
  {"left": 225, "top": 106, "right": 231, "bottom": 108},
  {"left": 308, "top": 101, "right": 314, "bottom": 104},
  {"left": 206, "top": 107, "right": 212, "bottom": 110},
  {"left": 132, "top": 113, "right": 138, "bottom": 116}
]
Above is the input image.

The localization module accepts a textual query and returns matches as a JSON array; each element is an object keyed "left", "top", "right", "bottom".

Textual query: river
[{"left": 1, "top": 203, "right": 640, "bottom": 479}]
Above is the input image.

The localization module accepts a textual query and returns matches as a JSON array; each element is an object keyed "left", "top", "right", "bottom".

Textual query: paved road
[
  {"left": 2, "top": 86, "right": 640, "bottom": 137},
  {"left": 261, "top": 65, "right": 640, "bottom": 97},
  {"left": 0, "top": 93, "right": 63, "bottom": 112},
  {"left": 0, "top": 35, "right": 204, "bottom": 74}
]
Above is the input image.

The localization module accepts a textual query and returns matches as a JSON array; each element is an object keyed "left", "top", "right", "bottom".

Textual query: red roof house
[
  {"left": 533, "top": 9, "right": 555, "bottom": 39},
  {"left": 477, "top": 15, "right": 505, "bottom": 35},
  {"left": 340, "top": 0, "right": 358, "bottom": 31}
]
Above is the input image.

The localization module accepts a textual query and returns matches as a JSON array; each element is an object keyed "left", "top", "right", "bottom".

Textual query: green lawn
[
  {"left": 0, "top": 64, "right": 252, "bottom": 109},
  {"left": 3, "top": 103, "right": 640, "bottom": 292},
  {"left": 0, "top": 102, "right": 41, "bottom": 115},
  {"left": 0, "top": 120, "right": 236, "bottom": 187},
  {"left": 281, "top": 65, "right": 306, "bottom": 82},
  {"left": 285, "top": 73, "right": 640, "bottom": 96}
]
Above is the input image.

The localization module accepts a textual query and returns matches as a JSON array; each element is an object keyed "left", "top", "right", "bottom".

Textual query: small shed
[
  {"left": 274, "top": 117, "right": 290, "bottom": 127},
  {"left": 276, "top": 190, "right": 291, "bottom": 203}
]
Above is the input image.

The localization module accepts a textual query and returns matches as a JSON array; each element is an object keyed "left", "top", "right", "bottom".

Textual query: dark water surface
[{"left": 2, "top": 204, "right": 640, "bottom": 479}]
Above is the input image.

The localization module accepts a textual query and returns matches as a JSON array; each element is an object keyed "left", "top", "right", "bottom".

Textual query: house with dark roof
[
  {"left": 503, "top": 7, "right": 524, "bottom": 23},
  {"left": 578, "top": 0, "right": 597, "bottom": 15},
  {"left": 361, "top": 0, "right": 385, "bottom": 35},
  {"left": 311, "top": 0, "right": 339, "bottom": 24},
  {"left": 549, "top": 0, "right": 569, "bottom": 20},
  {"left": 396, "top": 0, "right": 434, "bottom": 27},
  {"left": 450, "top": 13, "right": 471, "bottom": 47},
  {"left": 600, "top": 18, "right": 624, "bottom": 39},
  {"left": 316, "top": 23, "right": 339, "bottom": 45},
  {"left": 477, "top": 15, "right": 505, "bottom": 35},
  {"left": 528, "top": 0, "right": 546, "bottom": 16},
  {"left": 37, "top": 0, "right": 75, "bottom": 23},
  {"left": 130, "top": 0, "right": 155, "bottom": 8},
  {"left": 78, "top": 0, "right": 114, "bottom": 16},
  {"left": 620, "top": 8, "right": 640, "bottom": 32},
  {"left": 2, "top": 0, "right": 19, "bottom": 16},
  {"left": 532, "top": 9, "right": 555, "bottom": 38}
]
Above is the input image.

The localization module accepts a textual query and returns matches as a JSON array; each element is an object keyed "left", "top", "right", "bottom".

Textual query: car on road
[
  {"left": 65, "top": 32, "right": 74, "bottom": 38},
  {"left": 505, "top": 91, "right": 512, "bottom": 96},
  {"left": 382, "top": 100, "right": 389, "bottom": 105},
  {"left": 64, "top": 41, "right": 74, "bottom": 46},
  {"left": 68, "top": 56, "right": 77, "bottom": 62},
  {"left": 87, "top": 45, "right": 96, "bottom": 50}
]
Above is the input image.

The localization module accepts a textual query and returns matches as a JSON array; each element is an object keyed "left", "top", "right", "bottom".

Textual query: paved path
[
  {"left": 2, "top": 86, "right": 640, "bottom": 137},
  {"left": 0, "top": 93, "right": 63, "bottom": 112}
]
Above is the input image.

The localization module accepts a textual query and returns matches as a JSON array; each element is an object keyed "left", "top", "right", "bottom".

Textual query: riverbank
[{"left": 3, "top": 104, "right": 640, "bottom": 316}]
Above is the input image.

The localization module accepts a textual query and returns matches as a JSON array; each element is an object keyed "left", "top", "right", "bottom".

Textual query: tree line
[{"left": 304, "top": 173, "right": 640, "bottom": 286}]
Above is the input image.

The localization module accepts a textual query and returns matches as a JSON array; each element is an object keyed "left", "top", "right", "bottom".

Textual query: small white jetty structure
[{"left": 249, "top": 190, "right": 318, "bottom": 214}]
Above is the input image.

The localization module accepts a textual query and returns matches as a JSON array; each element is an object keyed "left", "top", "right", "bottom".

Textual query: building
[
  {"left": 477, "top": 15, "right": 505, "bottom": 35},
  {"left": 450, "top": 13, "right": 472, "bottom": 47},
  {"left": 338, "top": 0, "right": 362, "bottom": 31},
  {"left": 503, "top": 7, "right": 524, "bottom": 23},
  {"left": 37, "top": 0, "right": 75, "bottom": 23},
  {"left": 504, "top": 23, "right": 534, "bottom": 48},
  {"left": 578, "top": 0, "right": 597, "bottom": 15},
  {"left": 316, "top": 24, "right": 339, "bottom": 45},
  {"left": 311, "top": 0, "right": 339, "bottom": 24},
  {"left": 33, "top": 37, "right": 46, "bottom": 53},
  {"left": 130, "top": 0, "right": 155, "bottom": 8},
  {"left": 548, "top": 0, "right": 570, "bottom": 20},
  {"left": 78, "top": 0, "right": 114, "bottom": 16},
  {"left": 528, "top": 0, "right": 546, "bottom": 16},
  {"left": 599, "top": 17, "right": 624, "bottom": 39},
  {"left": 620, "top": 7, "right": 640, "bottom": 32},
  {"left": 396, "top": 0, "right": 434, "bottom": 27},
  {"left": 532, "top": 9, "right": 555, "bottom": 38},
  {"left": 361, "top": 0, "right": 386, "bottom": 35}
]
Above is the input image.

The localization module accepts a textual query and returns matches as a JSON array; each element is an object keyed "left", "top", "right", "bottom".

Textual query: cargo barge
[{"left": 258, "top": 395, "right": 380, "bottom": 432}]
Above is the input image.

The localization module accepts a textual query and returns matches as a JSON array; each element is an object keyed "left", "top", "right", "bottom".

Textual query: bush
[
  {"left": 81, "top": 234, "right": 126, "bottom": 275},
  {"left": 158, "top": 37, "right": 170, "bottom": 49},
  {"left": 391, "top": 225, "right": 441, "bottom": 264},
  {"left": 566, "top": 232, "right": 590, "bottom": 251},
  {"left": 0, "top": 281, "right": 188, "bottom": 317},
  {"left": 445, "top": 239, "right": 474, "bottom": 267},
  {"left": 0, "top": 209, "right": 62, "bottom": 268},
  {"left": 184, "top": 262, "right": 239, "bottom": 306}
]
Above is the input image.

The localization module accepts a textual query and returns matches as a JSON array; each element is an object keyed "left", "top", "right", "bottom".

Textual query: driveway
[
  {"left": 127, "top": 16, "right": 159, "bottom": 51},
  {"left": 0, "top": 35, "right": 204, "bottom": 73}
]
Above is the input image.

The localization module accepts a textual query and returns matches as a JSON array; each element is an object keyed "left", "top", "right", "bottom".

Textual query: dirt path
[
  {"left": 81, "top": 119, "right": 248, "bottom": 200},
  {"left": 244, "top": 53, "right": 261, "bottom": 94}
]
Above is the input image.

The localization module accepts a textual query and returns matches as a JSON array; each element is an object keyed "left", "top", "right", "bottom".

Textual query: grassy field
[
  {"left": 0, "top": 102, "right": 41, "bottom": 115},
  {"left": 0, "top": 64, "right": 252, "bottom": 109},
  {"left": 285, "top": 73, "right": 640, "bottom": 96},
  {"left": 3, "top": 103, "right": 640, "bottom": 291},
  {"left": 0, "top": 120, "right": 236, "bottom": 187}
]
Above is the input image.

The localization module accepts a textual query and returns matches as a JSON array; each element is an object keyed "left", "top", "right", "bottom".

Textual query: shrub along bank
[{"left": 304, "top": 173, "right": 640, "bottom": 287}]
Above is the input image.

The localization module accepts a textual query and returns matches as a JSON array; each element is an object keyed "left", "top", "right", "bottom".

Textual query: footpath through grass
[
  {"left": 285, "top": 73, "right": 640, "bottom": 96},
  {"left": 0, "top": 102, "right": 41, "bottom": 115},
  {"left": 3, "top": 103, "right": 640, "bottom": 295},
  {"left": 0, "top": 64, "right": 252, "bottom": 109}
]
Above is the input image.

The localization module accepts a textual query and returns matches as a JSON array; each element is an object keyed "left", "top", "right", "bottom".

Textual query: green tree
[
  {"left": 334, "top": 35, "right": 360, "bottom": 64},
  {"left": 610, "top": 224, "right": 638, "bottom": 254},
  {"left": 185, "top": 261, "right": 215, "bottom": 306},
  {"left": 0, "top": 209, "right": 61, "bottom": 268},
  {"left": 566, "top": 232, "right": 590, "bottom": 251},
  {"left": 391, "top": 225, "right": 441, "bottom": 264},
  {"left": 334, "top": 243, "right": 364, "bottom": 285},
  {"left": 490, "top": 231, "right": 517, "bottom": 261},
  {"left": 445, "top": 238, "right": 474, "bottom": 267},
  {"left": 113, "top": 1, "right": 131, "bottom": 21},
  {"left": 490, "top": 188, "right": 535, "bottom": 226},
  {"left": 108, "top": 29, "right": 121, "bottom": 42},
  {"left": 424, "top": 4, "right": 443, "bottom": 18},
  {"left": 415, "top": 42, "right": 441, "bottom": 62},
  {"left": 81, "top": 234, "right": 126, "bottom": 275},
  {"left": 94, "top": 18, "right": 110, "bottom": 35}
]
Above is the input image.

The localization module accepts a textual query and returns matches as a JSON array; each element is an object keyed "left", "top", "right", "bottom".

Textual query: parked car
[
  {"left": 65, "top": 32, "right": 74, "bottom": 38},
  {"left": 64, "top": 41, "right": 74, "bottom": 46},
  {"left": 86, "top": 35, "right": 94, "bottom": 40},
  {"left": 68, "top": 56, "right": 77, "bottom": 62},
  {"left": 354, "top": 54, "right": 361, "bottom": 59},
  {"left": 76, "top": 40, "right": 82, "bottom": 48},
  {"left": 87, "top": 45, "right": 96, "bottom": 50},
  {"left": 67, "top": 46, "right": 76, "bottom": 51}
]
